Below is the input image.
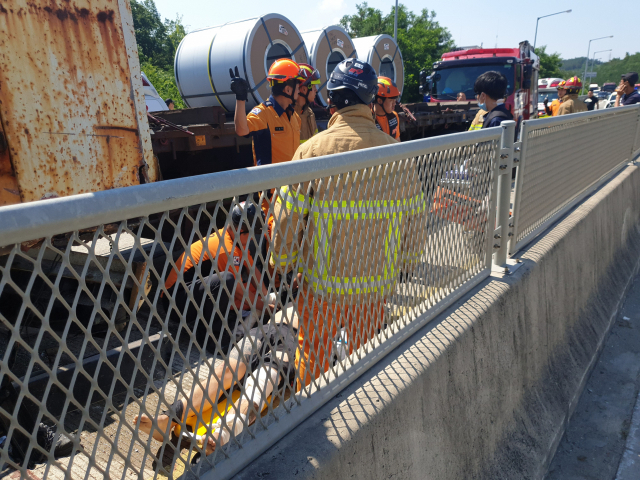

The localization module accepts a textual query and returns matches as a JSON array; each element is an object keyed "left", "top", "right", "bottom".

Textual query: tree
[
  {"left": 534, "top": 46, "right": 563, "bottom": 79},
  {"left": 341, "top": 3, "right": 454, "bottom": 103},
  {"left": 130, "top": 0, "right": 187, "bottom": 107},
  {"left": 591, "top": 52, "right": 640, "bottom": 85}
]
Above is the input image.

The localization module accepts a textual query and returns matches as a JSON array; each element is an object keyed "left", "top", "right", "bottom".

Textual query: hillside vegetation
[
  {"left": 130, "top": 0, "right": 187, "bottom": 108},
  {"left": 559, "top": 53, "right": 640, "bottom": 88}
]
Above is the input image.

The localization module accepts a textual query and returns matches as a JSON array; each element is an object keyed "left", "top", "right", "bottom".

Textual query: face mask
[{"left": 477, "top": 94, "right": 487, "bottom": 111}]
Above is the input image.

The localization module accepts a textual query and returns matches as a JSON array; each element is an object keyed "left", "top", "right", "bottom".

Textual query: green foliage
[
  {"left": 558, "top": 52, "right": 640, "bottom": 93},
  {"left": 534, "top": 46, "right": 563, "bottom": 79},
  {"left": 340, "top": 3, "right": 454, "bottom": 103},
  {"left": 561, "top": 57, "right": 588, "bottom": 70},
  {"left": 141, "top": 62, "right": 186, "bottom": 109},
  {"left": 130, "top": 0, "right": 187, "bottom": 105},
  {"left": 591, "top": 52, "right": 640, "bottom": 85}
]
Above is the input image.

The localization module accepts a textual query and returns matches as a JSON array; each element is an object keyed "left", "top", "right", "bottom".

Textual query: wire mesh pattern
[
  {"left": 633, "top": 107, "right": 640, "bottom": 158},
  {"left": 513, "top": 106, "right": 640, "bottom": 249},
  {"left": 0, "top": 133, "right": 500, "bottom": 479}
]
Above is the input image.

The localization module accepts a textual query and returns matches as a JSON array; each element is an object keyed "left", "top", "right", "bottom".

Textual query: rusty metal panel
[
  {"left": 0, "top": 0, "right": 157, "bottom": 203},
  {"left": 0, "top": 119, "right": 20, "bottom": 206}
]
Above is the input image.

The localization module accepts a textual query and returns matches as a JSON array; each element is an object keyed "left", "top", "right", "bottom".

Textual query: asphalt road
[{"left": 546, "top": 271, "right": 640, "bottom": 479}]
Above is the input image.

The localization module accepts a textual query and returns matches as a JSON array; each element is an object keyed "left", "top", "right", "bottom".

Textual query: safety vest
[
  {"left": 375, "top": 111, "right": 400, "bottom": 140},
  {"left": 269, "top": 104, "right": 420, "bottom": 303},
  {"left": 272, "top": 184, "right": 425, "bottom": 297},
  {"left": 469, "top": 109, "right": 488, "bottom": 131}
]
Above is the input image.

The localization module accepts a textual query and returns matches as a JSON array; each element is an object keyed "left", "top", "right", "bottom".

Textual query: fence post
[
  {"left": 632, "top": 104, "right": 640, "bottom": 161},
  {"left": 493, "top": 120, "right": 516, "bottom": 269},
  {"left": 508, "top": 121, "right": 527, "bottom": 256}
]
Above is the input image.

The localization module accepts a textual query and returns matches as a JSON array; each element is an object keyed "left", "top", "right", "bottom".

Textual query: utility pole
[
  {"left": 583, "top": 36, "right": 613, "bottom": 93},
  {"left": 533, "top": 10, "right": 571, "bottom": 49},
  {"left": 394, "top": 0, "right": 398, "bottom": 42}
]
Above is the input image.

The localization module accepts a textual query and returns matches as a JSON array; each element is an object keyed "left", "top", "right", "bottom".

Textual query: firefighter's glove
[{"left": 230, "top": 66, "right": 250, "bottom": 102}]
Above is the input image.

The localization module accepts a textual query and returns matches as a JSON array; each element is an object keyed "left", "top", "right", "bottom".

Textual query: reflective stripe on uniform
[
  {"left": 270, "top": 249, "right": 298, "bottom": 267},
  {"left": 308, "top": 192, "right": 426, "bottom": 220},
  {"left": 276, "top": 186, "right": 424, "bottom": 295},
  {"left": 276, "top": 186, "right": 309, "bottom": 214},
  {"left": 305, "top": 270, "right": 398, "bottom": 295}
]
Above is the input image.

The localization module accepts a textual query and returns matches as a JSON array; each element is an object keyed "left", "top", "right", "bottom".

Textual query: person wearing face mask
[
  {"left": 372, "top": 76, "right": 401, "bottom": 140},
  {"left": 230, "top": 59, "right": 304, "bottom": 166},
  {"left": 295, "top": 63, "right": 321, "bottom": 143},
  {"left": 473, "top": 71, "right": 513, "bottom": 128}
]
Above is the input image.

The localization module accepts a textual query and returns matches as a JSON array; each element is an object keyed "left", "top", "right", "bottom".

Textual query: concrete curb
[{"left": 616, "top": 391, "right": 640, "bottom": 478}]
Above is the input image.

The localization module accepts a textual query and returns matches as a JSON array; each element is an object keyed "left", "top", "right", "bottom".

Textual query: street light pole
[
  {"left": 394, "top": 0, "right": 398, "bottom": 42},
  {"left": 588, "top": 49, "right": 611, "bottom": 84},
  {"left": 583, "top": 36, "right": 613, "bottom": 93},
  {"left": 533, "top": 10, "right": 572, "bottom": 49}
]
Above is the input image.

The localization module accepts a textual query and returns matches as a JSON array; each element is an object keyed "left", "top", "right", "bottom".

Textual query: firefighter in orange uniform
[
  {"left": 372, "top": 76, "right": 401, "bottom": 140},
  {"left": 230, "top": 59, "right": 304, "bottom": 166}
]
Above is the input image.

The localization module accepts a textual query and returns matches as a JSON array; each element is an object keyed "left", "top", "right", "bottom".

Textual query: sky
[{"left": 154, "top": 0, "right": 635, "bottom": 62}]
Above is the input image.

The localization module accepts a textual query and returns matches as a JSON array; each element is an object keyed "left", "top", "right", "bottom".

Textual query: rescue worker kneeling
[
  {"left": 270, "top": 59, "right": 418, "bottom": 389},
  {"left": 372, "top": 76, "right": 401, "bottom": 140},
  {"left": 162, "top": 202, "right": 275, "bottom": 354}
]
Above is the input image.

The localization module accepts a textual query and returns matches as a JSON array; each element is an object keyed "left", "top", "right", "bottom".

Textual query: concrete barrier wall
[{"left": 234, "top": 164, "right": 640, "bottom": 480}]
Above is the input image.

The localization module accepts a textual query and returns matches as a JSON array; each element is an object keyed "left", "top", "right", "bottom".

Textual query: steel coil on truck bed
[
  {"left": 174, "top": 14, "right": 308, "bottom": 112},
  {"left": 300, "top": 25, "right": 357, "bottom": 107},
  {"left": 351, "top": 34, "right": 404, "bottom": 95}
]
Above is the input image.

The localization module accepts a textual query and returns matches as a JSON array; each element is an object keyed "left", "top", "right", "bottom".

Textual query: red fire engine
[{"left": 426, "top": 41, "right": 540, "bottom": 127}]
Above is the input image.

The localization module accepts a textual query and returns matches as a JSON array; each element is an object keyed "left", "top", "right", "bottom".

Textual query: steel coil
[{"left": 174, "top": 14, "right": 308, "bottom": 112}]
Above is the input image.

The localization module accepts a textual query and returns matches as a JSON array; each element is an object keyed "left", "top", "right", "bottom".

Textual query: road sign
[{"left": 585, "top": 72, "right": 597, "bottom": 78}]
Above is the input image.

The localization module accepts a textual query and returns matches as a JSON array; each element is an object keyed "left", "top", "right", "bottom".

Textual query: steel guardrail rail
[{"left": 0, "top": 126, "right": 503, "bottom": 479}]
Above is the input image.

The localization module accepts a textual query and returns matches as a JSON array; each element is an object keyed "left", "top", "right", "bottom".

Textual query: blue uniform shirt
[
  {"left": 482, "top": 104, "right": 513, "bottom": 128},
  {"left": 620, "top": 90, "right": 640, "bottom": 106}
]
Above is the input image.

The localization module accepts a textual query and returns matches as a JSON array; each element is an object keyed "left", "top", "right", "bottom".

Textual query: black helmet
[
  {"left": 327, "top": 58, "right": 378, "bottom": 105},
  {"left": 231, "top": 201, "right": 257, "bottom": 232}
]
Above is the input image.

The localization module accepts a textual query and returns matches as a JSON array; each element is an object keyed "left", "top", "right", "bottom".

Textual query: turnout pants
[{"left": 294, "top": 286, "right": 383, "bottom": 390}]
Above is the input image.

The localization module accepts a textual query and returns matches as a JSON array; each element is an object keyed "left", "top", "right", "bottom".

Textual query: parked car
[
  {"left": 538, "top": 77, "right": 564, "bottom": 116},
  {"left": 604, "top": 92, "right": 617, "bottom": 108},
  {"left": 141, "top": 72, "right": 168, "bottom": 113},
  {"left": 601, "top": 82, "right": 617, "bottom": 93}
]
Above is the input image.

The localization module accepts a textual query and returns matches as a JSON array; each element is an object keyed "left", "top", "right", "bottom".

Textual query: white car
[
  {"left": 141, "top": 72, "right": 169, "bottom": 112},
  {"left": 604, "top": 92, "right": 618, "bottom": 109}
]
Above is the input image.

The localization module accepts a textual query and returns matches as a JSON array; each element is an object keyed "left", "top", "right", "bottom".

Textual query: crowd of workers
[
  {"left": 132, "top": 60, "right": 639, "bottom": 465},
  {"left": 131, "top": 58, "right": 521, "bottom": 462},
  {"left": 130, "top": 57, "right": 519, "bottom": 463},
  {"left": 134, "top": 56, "right": 408, "bottom": 458},
  {"left": 542, "top": 72, "right": 640, "bottom": 118}
]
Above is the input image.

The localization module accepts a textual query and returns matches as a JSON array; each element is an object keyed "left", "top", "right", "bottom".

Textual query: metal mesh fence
[
  {"left": 511, "top": 106, "right": 640, "bottom": 252},
  {"left": 633, "top": 106, "right": 640, "bottom": 158},
  {"left": 0, "top": 130, "right": 500, "bottom": 479}
]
